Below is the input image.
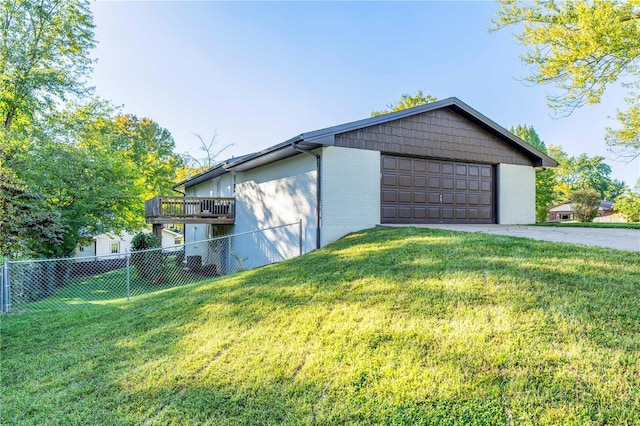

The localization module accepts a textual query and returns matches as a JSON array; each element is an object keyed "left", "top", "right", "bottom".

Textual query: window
[
  {"left": 79, "top": 246, "right": 85, "bottom": 252},
  {"left": 233, "top": 174, "right": 237, "bottom": 194},
  {"left": 111, "top": 242, "right": 120, "bottom": 254}
]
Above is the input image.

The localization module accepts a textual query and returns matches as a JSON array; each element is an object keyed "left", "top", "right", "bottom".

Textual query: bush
[
  {"left": 131, "top": 232, "right": 164, "bottom": 284},
  {"left": 615, "top": 193, "right": 640, "bottom": 222},
  {"left": 571, "top": 188, "right": 600, "bottom": 222}
]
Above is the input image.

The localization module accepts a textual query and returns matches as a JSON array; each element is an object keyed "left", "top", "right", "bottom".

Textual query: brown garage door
[{"left": 381, "top": 155, "right": 494, "bottom": 224}]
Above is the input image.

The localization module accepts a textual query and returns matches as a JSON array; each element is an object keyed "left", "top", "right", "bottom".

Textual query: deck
[{"left": 145, "top": 196, "right": 236, "bottom": 225}]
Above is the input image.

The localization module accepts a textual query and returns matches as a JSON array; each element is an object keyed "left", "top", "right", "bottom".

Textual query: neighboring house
[
  {"left": 547, "top": 200, "right": 615, "bottom": 222},
  {"left": 75, "top": 229, "right": 183, "bottom": 260},
  {"left": 145, "top": 97, "right": 557, "bottom": 270}
]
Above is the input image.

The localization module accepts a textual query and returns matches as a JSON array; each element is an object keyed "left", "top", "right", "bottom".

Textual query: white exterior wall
[
  {"left": 321, "top": 146, "right": 380, "bottom": 246},
  {"left": 498, "top": 163, "right": 536, "bottom": 224},
  {"left": 234, "top": 153, "right": 317, "bottom": 268}
]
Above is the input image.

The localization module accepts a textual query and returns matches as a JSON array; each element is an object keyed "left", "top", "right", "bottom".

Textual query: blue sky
[{"left": 90, "top": 1, "right": 638, "bottom": 185}]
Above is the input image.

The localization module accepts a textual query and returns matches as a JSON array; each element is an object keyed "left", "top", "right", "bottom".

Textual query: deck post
[{"left": 152, "top": 224, "right": 163, "bottom": 239}]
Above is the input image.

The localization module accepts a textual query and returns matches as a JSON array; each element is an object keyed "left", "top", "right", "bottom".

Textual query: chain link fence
[{"left": 1, "top": 221, "right": 302, "bottom": 314}]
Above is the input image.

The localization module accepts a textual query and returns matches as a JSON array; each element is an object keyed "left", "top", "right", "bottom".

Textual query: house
[
  {"left": 145, "top": 97, "right": 557, "bottom": 270},
  {"left": 75, "top": 229, "right": 183, "bottom": 260},
  {"left": 547, "top": 200, "right": 615, "bottom": 222}
]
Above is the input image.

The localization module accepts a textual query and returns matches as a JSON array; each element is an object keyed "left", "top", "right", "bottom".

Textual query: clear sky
[{"left": 90, "top": 1, "right": 639, "bottom": 186}]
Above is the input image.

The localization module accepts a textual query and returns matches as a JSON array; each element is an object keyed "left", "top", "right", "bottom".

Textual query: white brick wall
[
  {"left": 498, "top": 163, "right": 535, "bottom": 224},
  {"left": 321, "top": 146, "right": 380, "bottom": 245}
]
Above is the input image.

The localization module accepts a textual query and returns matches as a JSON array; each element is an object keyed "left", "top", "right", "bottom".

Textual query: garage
[{"left": 381, "top": 155, "right": 494, "bottom": 224}]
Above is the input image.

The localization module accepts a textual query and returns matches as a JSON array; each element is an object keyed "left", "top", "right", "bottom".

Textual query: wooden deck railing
[{"left": 145, "top": 196, "right": 236, "bottom": 224}]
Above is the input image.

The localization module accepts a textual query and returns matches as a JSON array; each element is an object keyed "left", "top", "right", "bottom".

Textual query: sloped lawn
[{"left": 2, "top": 227, "right": 639, "bottom": 425}]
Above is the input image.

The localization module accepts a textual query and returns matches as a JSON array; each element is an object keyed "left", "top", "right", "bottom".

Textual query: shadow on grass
[{"left": 3, "top": 226, "right": 640, "bottom": 424}]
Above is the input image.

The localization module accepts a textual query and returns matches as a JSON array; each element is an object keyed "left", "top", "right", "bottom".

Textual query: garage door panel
[
  {"left": 382, "top": 206, "right": 397, "bottom": 219},
  {"left": 381, "top": 155, "right": 494, "bottom": 224},
  {"left": 442, "top": 178, "right": 454, "bottom": 189},
  {"left": 398, "top": 206, "right": 412, "bottom": 219},
  {"left": 382, "top": 174, "right": 397, "bottom": 186},
  {"left": 398, "top": 191, "right": 412, "bottom": 203},
  {"left": 398, "top": 158, "right": 412, "bottom": 171},
  {"left": 382, "top": 190, "right": 397, "bottom": 203},
  {"left": 428, "top": 192, "right": 440, "bottom": 204},
  {"left": 414, "top": 160, "right": 427, "bottom": 173},
  {"left": 382, "top": 157, "right": 397, "bottom": 170},
  {"left": 398, "top": 175, "right": 412, "bottom": 187},
  {"left": 455, "top": 193, "right": 467, "bottom": 204}
]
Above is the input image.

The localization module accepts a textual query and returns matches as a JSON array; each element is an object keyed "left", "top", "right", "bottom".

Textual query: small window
[
  {"left": 111, "top": 242, "right": 120, "bottom": 254},
  {"left": 79, "top": 246, "right": 85, "bottom": 252},
  {"left": 233, "top": 174, "right": 237, "bottom": 194}
]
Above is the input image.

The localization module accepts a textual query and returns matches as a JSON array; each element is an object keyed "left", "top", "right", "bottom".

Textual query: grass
[
  {"left": 2, "top": 227, "right": 639, "bottom": 425},
  {"left": 537, "top": 221, "right": 640, "bottom": 229},
  {"left": 11, "top": 255, "right": 212, "bottom": 312}
]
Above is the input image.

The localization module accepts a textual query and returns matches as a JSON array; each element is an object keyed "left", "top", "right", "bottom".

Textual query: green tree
[
  {"left": 548, "top": 145, "right": 625, "bottom": 202},
  {"left": 492, "top": 0, "right": 640, "bottom": 158},
  {"left": 16, "top": 138, "right": 143, "bottom": 257},
  {"left": 371, "top": 90, "right": 438, "bottom": 117},
  {"left": 571, "top": 188, "right": 601, "bottom": 222},
  {"left": 87, "top": 114, "right": 183, "bottom": 200},
  {"left": 511, "top": 124, "right": 556, "bottom": 222},
  {"left": 614, "top": 193, "right": 640, "bottom": 222},
  {"left": 0, "top": 162, "right": 64, "bottom": 258},
  {"left": 0, "top": 0, "right": 95, "bottom": 130}
]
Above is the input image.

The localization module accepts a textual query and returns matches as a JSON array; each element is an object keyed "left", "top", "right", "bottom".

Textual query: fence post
[
  {"left": 3, "top": 259, "right": 9, "bottom": 313},
  {"left": 298, "top": 219, "right": 303, "bottom": 256},
  {"left": 126, "top": 253, "right": 130, "bottom": 301},
  {"left": 227, "top": 235, "right": 232, "bottom": 273}
]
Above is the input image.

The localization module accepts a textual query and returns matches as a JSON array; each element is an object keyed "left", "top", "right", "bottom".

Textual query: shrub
[
  {"left": 614, "top": 193, "right": 640, "bottom": 222},
  {"left": 571, "top": 188, "right": 600, "bottom": 222},
  {"left": 131, "top": 232, "right": 164, "bottom": 284}
]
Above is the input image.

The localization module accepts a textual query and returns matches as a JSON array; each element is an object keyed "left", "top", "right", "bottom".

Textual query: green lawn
[
  {"left": 537, "top": 221, "right": 640, "bottom": 229},
  {"left": 2, "top": 227, "right": 639, "bottom": 425}
]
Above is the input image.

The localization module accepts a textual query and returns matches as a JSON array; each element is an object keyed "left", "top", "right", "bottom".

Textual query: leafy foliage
[
  {"left": 548, "top": 145, "right": 626, "bottom": 202},
  {"left": 131, "top": 232, "right": 163, "bottom": 283},
  {"left": 511, "top": 124, "right": 556, "bottom": 222},
  {"left": 0, "top": 0, "right": 95, "bottom": 130},
  {"left": 493, "top": 0, "right": 640, "bottom": 158},
  {"left": 371, "top": 90, "right": 437, "bottom": 117},
  {"left": 0, "top": 162, "right": 64, "bottom": 259},
  {"left": 614, "top": 192, "right": 640, "bottom": 222},
  {"left": 571, "top": 188, "right": 601, "bottom": 222}
]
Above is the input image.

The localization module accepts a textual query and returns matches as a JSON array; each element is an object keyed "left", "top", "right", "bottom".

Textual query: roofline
[{"left": 175, "top": 97, "right": 558, "bottom": 187}]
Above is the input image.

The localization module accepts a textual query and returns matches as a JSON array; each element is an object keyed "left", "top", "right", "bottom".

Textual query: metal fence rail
[{"left": 2, "top": 221, "right": 302, "bottom": 314}]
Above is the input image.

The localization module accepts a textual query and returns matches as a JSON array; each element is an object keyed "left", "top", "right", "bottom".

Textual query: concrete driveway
[{"left": 389, "top": 224, "right": 640, "bottom": 252}]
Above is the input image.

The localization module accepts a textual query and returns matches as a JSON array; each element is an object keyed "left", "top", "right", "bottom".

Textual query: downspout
[{"left": 292, "top": 140, "right": 321, "bottom": 250}]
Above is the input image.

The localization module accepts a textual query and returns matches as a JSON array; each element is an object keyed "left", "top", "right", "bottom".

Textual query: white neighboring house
[
  {"left": 74, "top": 229, "right": 183, "bottom": 261},
  {"left": 145, "top": 98, "right": 557, "bottom": 271}
]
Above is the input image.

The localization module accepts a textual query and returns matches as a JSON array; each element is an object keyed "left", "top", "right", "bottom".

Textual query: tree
[
  {"left": 15, "top": 137, "right": 144, "bottom": 257},
  {"left": 177, "top": 132, "right": 233, "bottom": 182},
  {"left": 102, "top": 115, "right": 183, "bottom": 199},
  {"left": 571, "top": 188, "right": 601, "bottom": 222},
  {"left": 548, "top": 145, "right": 625, "bottom": 202},
  {"left": 511, "top": 124, "right": 556, "bottom": 222},
  {"left": 0, "top": 162, "right": 64, "bottom": 259},
  {"left": 492, "top": 0, "right": 640, "bottom": 158},
  {"left": 371, "top": 90, "right": 438, "bottom": 117},
  {"left": 614, "top": 193, "right": 640, "bottom": 222},
  {"left": 0, "top": 0, "right": 95, "bottom": 130}
]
